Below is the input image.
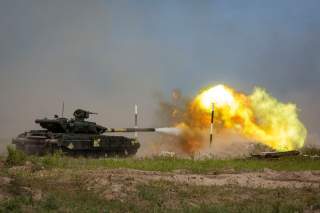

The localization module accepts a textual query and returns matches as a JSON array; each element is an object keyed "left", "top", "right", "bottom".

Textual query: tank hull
[{"left": 12, "top": 130, "right": 140, "bottom": 157}]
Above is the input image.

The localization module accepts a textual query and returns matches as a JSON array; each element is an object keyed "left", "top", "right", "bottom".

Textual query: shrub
[
  {"left": 38, "top": 150, "right": 66, "bottom": 168},
  {"left": 41, "top": 195, "right": 59, "bottom": 210},
  {"left": 6, "top": 146, "right": 27, "bottom": 166}
]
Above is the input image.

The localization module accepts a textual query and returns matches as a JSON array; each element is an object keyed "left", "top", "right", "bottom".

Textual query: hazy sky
[{"left": 0, "top": 0, "right": 319, "bottom": 142}]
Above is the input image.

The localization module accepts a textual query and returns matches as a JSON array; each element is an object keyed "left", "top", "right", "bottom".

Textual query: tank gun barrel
[{"left": 105, "top": 128, "right": 155, "bottom": 133}]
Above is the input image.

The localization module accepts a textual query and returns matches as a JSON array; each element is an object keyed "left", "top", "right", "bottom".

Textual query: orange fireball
[{"left": 181, "top": 84, "right": 307, "bottom": 151}]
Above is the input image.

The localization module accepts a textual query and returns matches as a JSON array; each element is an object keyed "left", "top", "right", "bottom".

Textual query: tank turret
[{"left": 34, "top": 109, "right": 106, "bottom": 134}]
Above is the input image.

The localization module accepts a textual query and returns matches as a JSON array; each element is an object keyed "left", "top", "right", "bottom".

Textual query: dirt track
[
  {"left": 4, "top": 165, "right": 320, "bottom": 210},
  {"left": 8, "top": 163, "right": 320, "bottom": 190},
  {"left": 83, "top": 168, "right": 320, "bottom": 190}
]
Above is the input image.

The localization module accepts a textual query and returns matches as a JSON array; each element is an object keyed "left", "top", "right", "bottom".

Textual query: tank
[{"left": 12, "top": 109, "right": 155, "bottom": 157}]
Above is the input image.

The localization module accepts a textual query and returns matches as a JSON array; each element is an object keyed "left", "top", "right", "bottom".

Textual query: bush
[
  {"left": 6, "top": 146, "right": 27, "bottom": 166},
  {"left": 41, "top": 195, "right": 59, "bottom": 210},
  {"left": 38, "top": 150, "right": 66, "bottom": 168},
  {"left": 0, "top": 196, "right": 31, "bottom": 212}
]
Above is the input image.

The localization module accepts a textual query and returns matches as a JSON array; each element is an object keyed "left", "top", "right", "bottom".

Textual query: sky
[{"left": 0, "top": 0, "right": 319, "bottom": 143}]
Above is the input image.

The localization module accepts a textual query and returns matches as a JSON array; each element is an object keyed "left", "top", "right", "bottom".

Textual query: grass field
[
  {"left": 4, "top": 146, "right": 320, "bottom": 173},
  {"left": 25, "top": 153, "right": 320, "bottom": 173},
  {"left": 0, "top": 147, "right": 319, "bottom": 212},
  {"left": 1, "top": 176, "right": 320, "bottom": 213}
]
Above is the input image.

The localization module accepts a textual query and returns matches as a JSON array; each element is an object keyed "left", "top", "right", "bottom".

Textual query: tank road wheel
[
  {"left": 117, "top": 149, "right": 136, "bottom": 157},
  {"left": 128, "top": 148, "right": 138, "bottom": 156},
  {"left": 124, "top": 147, "right": 138, "bottom": 157}
]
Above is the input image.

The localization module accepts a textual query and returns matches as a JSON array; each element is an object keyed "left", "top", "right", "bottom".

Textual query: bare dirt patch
[
  {"left": 3, "top": 165, "right": 320, "bottom": 212},
  {"left": 29, "top": 168, "right": 317, "bottom": 201},
  {"left": 81, "top": 168, "right": 320, "bottom": 190}
]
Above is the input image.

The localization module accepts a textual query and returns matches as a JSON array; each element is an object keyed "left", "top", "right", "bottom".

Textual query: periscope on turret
[{"left": 12, "top": 109, "right": 155, "bottom": 157}]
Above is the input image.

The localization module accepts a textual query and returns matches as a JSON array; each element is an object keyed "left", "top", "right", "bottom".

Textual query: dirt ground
[
  {"left": 8, "top": 166, "right": 317, "bottom": 201},
  {"left": 2, "top": 163, "right": 320, "bottom": 212},
  {"left": 84, "top": 168, "right": 320, "bottom": 189}
]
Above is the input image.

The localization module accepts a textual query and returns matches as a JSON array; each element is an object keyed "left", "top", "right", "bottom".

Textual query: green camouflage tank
[{"left": 12, "top": 109, "right": 155, "bottom": 157}]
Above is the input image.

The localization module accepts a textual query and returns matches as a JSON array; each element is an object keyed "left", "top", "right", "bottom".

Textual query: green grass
[
  {"left": 5, "top": 146, "right": 27, "bottom": 167},
  {"left": 2, "top": 148, "right": 320, "bottom": 212},
  {"left": 133, "top": 181, "right": 320, "bottom": 213},
  {"left": 0, "top": 174, "right": 116, "bottom": 213},
  {"left": 2, "top": 171, "right": 319, "bottom": 213},
  {"left": 24, "top": 155, "right": 320, "bottom": 173},
  {"left": 3, "top": 147, "right": 320, "bottom": 173}
]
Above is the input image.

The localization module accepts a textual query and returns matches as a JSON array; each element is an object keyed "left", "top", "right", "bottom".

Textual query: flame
[
  {"left": 199, "top": 84, "right": 235, "bottom": 108},
  {"left": 179, "top": 84, "right": 307, "bottom": 151}
]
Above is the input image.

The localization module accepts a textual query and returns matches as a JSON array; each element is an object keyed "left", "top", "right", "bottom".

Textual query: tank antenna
[
  {"left": 134, "top": 104, "right": 138, "bottom": 138},
  {"left": 61, "top": 101, "right": 65, "bottom": 117}
]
